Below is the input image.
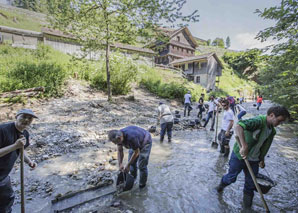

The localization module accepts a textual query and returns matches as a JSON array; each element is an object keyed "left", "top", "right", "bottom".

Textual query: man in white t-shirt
[
  {"left": 203, "top": 95, "right": 218, "bottom": 131},
  {"left": 218, "top": 99, "right": 234, "bottom": 157},
  {"left": 157, "top": 102, "right": 174, "bottom": 143},
  {"left": 184, "top": 91, "right": 192, "bottom": 117}
]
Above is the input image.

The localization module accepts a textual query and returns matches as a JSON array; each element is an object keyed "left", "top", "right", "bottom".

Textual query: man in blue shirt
[
  {"left": 108, "top": 126, "right": 152, "bottom": 188},
  {"left": 0, "top": 109, "right": 38, "bottom": 213}
]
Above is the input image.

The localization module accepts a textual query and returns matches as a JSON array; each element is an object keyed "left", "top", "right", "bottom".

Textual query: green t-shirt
[{"left": 247, "top": 125, "right": 272, "bottom": 161}]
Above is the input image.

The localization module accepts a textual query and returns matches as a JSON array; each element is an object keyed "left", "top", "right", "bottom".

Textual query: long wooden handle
[
  {"left": 235, "top": 136, "right": 269, "bottom": 212},
  {"left": 20, "top": 146, "right": 25, "bottom": 213},
  {"left": 214, "top": 109, "right": 219, "bottom": 143}
]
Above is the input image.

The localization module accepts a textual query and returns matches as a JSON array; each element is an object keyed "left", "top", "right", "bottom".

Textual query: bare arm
[
  {"left": 117, "top": 145, "right": 124, "bottom": 167},
  {"left": 126, "top": 148, "right": 140, "bottom": 168},
  {"left": 0, "top": 137, "right": 25, "bottom": 158},
  {"left": 235, "top": 124, "right": 248, "bottom": 158},
  {"left": 226, "top": 120, "right": 234, "bottom": 134}
]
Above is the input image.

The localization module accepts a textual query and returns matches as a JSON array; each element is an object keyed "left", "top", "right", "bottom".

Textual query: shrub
[{"left": 91, "top": 52, "right": 138, "bottom": 95}]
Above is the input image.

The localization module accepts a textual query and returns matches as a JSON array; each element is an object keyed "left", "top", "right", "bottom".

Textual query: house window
[
  {"left": 201, "top": 62, "right": 207, "bottom": 67},
  {"left": 172, "top": 45, "right": 175, "bottom": 50},
  {"left": 197, "top": 62, "right": 201, "bottom": 69},
  {"left": 187, "top": 49, "right": 189, "bottom": 54},
  {"left": 196, "top": 76, "right": 200, "bottom": 83},
  {"left": 177, "top": 36, "right": 180, "bottom": 42},
  {"left": 185, "top": 63, "right": 188, "bottom": 70}
]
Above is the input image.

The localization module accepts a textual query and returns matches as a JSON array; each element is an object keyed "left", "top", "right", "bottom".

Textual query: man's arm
[
  {"left": 24, "top": 151, "right": 37, "bottom": 168},
  {"left": 0, "top": 137, "right": 26, "bottom": 158},
  {"left": 225, "top": 120, "right": 234, "bottom": 136},
  {"left": 124, "top": 148, "right": 140, "bottom": 172},
  {"left": 235, "top": 124, "right": 248, "bottom": 159},
  {"left": 117, "top": 145, "right": 124, "bottom": 169}
]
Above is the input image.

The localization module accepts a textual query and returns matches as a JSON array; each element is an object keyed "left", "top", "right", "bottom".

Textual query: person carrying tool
[
  {"left": 227, "top": 95, "right": 236, "bottom": 114},
  {"left": 236, "top": 103, "right": 247, "bottom": 120},
  {"left": 197, "top": 94, "right": 205, "bottom": 120},
  {"left": 157, "top": 102, "right": 174, "bottom": 143},
  {"left": 215, "top": 106, "right": 290, "bottom": 209},
  {"left": 218, "top": 99, "right": 234, "bottom": 157},
  {"left": 0, "top": 109, "right": 38, "bottom": 213},
  {"left": 184, "top": 91, "right": 192, "bottom": 117},
  {"left": 108, "top": 126, "right": 152, "bottom": 189},
  {"left": 203, "top": 95, "right": 218, "bottom": 131}
]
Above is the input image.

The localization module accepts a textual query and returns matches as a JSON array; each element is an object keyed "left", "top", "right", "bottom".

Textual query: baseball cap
[{"left": 16, "top": 109, "right": 38, "bottom": 119}]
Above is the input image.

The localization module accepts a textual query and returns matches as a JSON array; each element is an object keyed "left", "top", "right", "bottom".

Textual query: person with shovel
[
  {"left": 157, "top": 102, "right": 174, "bottom": 143},
  {"left": 108, "top": 126, "right": 152, "bottom": 189},
  {"left": 203, "top": 95, "right": 218, "bottom": 131},
  {"left": 0, "top": 109, "right": 38, "bottom": 213},
  {"left": 183, "top": 91, "right": 192, "bottom": 117},
  {"left": 215, "top": 106, "right": 290, "bottom": 209},
  {"left": 218, "top": 99, "right": 234, "bottom": 157}
]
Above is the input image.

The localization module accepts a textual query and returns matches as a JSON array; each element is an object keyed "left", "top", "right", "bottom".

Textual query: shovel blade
[{"left": 211, "top": 141, "right": 218, "bottom": 148}]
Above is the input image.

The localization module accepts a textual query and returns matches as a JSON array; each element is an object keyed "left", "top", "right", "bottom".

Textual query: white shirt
[
  {"left": 236, "top": 104, "right": 246, "bottom": 112},
  {"left": 207, "top": 100, "right": 218, "bottom": 113},
  {"left": 221, "top": 109, "right": 234, "bottom": 131},
  {"left": 158, "top": 104, "right": 173, "bottom": 124},
  {"left": 184, "top": 94, "right": 192, "bottom": 104}
]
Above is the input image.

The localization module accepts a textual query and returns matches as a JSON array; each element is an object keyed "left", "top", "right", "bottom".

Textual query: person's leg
[
  {"left": 223, "top": 132, "right": 232, "bottom": 157},
  {"left": 160, "top": 123, "right": 167, "bottom": 143},
  {"left": 128, "top": 149, "right": 139, "bottom": 179},
  {"left": 203, "top": 111, "right": 212, "bottom": 127},
  {"left": 237, "top": 111, "right": 246, "bottom": 120},
  {"left": 242, "top": 161, "right": 259, "bottom": 208},
  {"left": 184, "top": 103, "right": 188, "bottom": 117},
  {"left": 257, "top": 103, "right": 260, "bottom": 110},
  {"left": 0, "top": 176, "right": 15, "bottom": 213},
  {"left": 218, "top": 130, "right": 225, "bottom": 153},
  {"left": 166, "top": 122, "right": 173, "bottom": 142},
  {"left": 138, "top": 143, "right": 152, "bottom": 188},
  {"left": 216, "top": 151, "right": 245, "bottom": 192},
  {"left": 210, "top": 111, "right": 216, "bottom": 130}
]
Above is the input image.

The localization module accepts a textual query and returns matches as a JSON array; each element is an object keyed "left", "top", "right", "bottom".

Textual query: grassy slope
[{"left": 0, "top": 4, "right": 46, "bottom": 31}]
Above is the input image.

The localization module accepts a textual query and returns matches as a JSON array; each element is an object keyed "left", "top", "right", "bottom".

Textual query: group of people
[{"left": 0, "top": 92, "right": 291, "bottom": 211}]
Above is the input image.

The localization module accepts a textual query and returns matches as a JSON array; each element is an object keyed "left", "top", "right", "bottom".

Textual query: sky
[{"left": 180, "top": 0, "right": 281, "bottom": 51}]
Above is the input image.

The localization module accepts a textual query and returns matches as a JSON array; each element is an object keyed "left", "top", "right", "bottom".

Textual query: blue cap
[{"left": 16, "top": 109, "right": 38, "bottom": 118}]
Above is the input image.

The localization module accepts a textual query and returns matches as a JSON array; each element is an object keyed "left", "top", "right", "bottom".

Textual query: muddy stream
[{"left": 3, "top": 83, "right": 297, "bottom": 213}]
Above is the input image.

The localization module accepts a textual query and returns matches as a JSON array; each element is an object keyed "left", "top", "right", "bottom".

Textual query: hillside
[
  {"left": 196, "top": 45, "right": 238, "bottom": 57},
  {"left": 0, "top": 3, "right": 47, "bottom": 31}
]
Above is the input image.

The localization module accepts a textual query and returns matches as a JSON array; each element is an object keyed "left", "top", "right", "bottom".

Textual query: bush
[
  {"left": 91, "top": 52, "right": 138, "bottom": 95},
  {"left": 0, "top": 44, "right": 68, "bottom": 97},
  {"left": 140, "top": 65, "right": 203, "bottom": 101}
]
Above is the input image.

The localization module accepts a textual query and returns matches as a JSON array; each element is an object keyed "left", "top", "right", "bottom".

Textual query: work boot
[
  {"left": 168, "top": 138, "right": 171, "bottom": 143},
  {"left": 210, "top": 128, "right": 215, "bottom": 131},
  {"left": 139, "top": 183, "right": 146, "bottom": 189},
  {"left": 220, "top": 144, "right": 225, "bottom": 153},
  {"left": 215, "top": 182, "right": 227, "bottom": 193},
  {"left": 224, "top": 147, "right": 230, "bottom": 157},
  {"left": 160, "top": 136, "right": 164, "bottom": 143},
  {"left": 243, "top": 192, "right": 254, "bottom": 208}
]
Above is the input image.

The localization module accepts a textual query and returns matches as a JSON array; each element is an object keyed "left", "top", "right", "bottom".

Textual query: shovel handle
[
  {"left": 235, "top": 136, "right": 269, "bottom": 212},
  {"left": 20, "top": 146, "right": 25, "bottom": 213}
]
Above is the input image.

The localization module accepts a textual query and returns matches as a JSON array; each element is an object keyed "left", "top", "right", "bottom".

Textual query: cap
[
  {"left": 16, "top": 109, "right": 38, "bottom": 119},
  {"left": 159, "top": 102, "right": 164, "bottom": 105}
]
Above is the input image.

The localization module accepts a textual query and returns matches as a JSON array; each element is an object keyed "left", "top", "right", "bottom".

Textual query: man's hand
[
  {"left": 119, "top": 163, "right": 124, "bottom": 171},
  {"left": 15, "top": 136, "right": 26, "bottom": 149},
  {"left": 123, "top": 164, "right": 130, "bottom": 173},
  {"left": 259, "top": 161, "right": 265, "bottom": 168},
  {"left": 240, "top": 146, "right": 248, "bottom": 159},
  {"left": 225, "top": 130, "right": 230, "bottom": 137},
  {"left": 28, "top": 161, "right": 37, "bottom": 169}
]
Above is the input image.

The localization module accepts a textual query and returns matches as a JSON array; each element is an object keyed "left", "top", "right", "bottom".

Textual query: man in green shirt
[{"left": 215, "top": 106, "right": 290, "bottom": 209}]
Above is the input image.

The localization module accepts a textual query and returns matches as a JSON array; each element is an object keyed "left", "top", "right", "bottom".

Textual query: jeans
[
  {"left": 184, "top": 103, "right": 192, "bottom": 117},
  {"left": 237, "top": 111, "right": 247, "bottom": 120},
  {"left": 221, "top": 151, "right": 259, "bottom": 196},
  {"left": 197, "top": 105, "right": 204, "bottom": 119},
  {"left": 160, "top": 122, "right": 173, "bottom": 142},
  {"left": 257, "top": 102, "right": 262, "bottom": 110},
  {"left": 0, "top": 176, "right": 14, "bottom": 213},
  {"left": 128, "top": 142, "right": 152, "bottom": 186},
  {"left": 203, "top": 111, "right": 215, "bottom": 129}
]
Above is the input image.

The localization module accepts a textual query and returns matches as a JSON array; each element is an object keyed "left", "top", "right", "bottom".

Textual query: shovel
[
  {"left": 211, "top": 109, "right": 219, "bottom": 148},
  {"left": 235, "top": 136, "right": 270, "bottom": 212}
]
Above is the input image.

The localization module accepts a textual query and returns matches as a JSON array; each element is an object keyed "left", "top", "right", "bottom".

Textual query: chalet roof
[
  {"left": 169, "top": 52, "right": 223, "bottom": 68},
  {"left": 159, "top": 26, "right": 198, "bottom": 48},
  {"left": 170, "top": 40, "right": 196, "bottom": 50},
  {"left": 42, "top": 27, "right": 75, "bottom": 39},
  {"left": 193, "top": 36, "right": 207, "bottom": 43},
  {"left": 0, "top": 25, "right": 42, "bottom": 37},
  {"left": 113, "top": 43, "right": 154, "bottom": 55}
]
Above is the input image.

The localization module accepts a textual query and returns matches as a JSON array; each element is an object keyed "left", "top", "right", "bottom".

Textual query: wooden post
[{"left": 20, "top": 146, "right": 25, "bottom": 213}]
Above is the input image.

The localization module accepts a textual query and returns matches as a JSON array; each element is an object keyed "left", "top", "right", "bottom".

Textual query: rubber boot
[
  {"left": 224, "top": 147, "right": 230, "bottom": 157},
  {"left": 220, "top": 144, "right": 225, "bottom": 153},
  {"left": 168, "top": 138, "right": 171, "bottom": 143},
  {"left": 243, "top": 192, "right": 254, "bottom": 208},
  {"left": 160, "top": 136, "right": 164, "bottom": 143},
  {"left": 215, "top": 182, "right": 227, "bottom": 193}
]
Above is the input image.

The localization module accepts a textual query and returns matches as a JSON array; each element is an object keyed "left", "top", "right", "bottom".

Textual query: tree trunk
[{"left": 106, "top": 41, "right": 112, "bottom": 101}]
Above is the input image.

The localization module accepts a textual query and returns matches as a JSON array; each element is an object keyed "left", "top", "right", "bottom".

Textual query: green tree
[
  {"left": 12, "top": 0, "right": 49, "bottom": 12},
  {"left": 206, "top": 39, "right": 211, "bottom": 46},
  {"left": 225, "top": 36, "right": 231, "bottom": 49},
  {"left": 212, "top": 37, "right": 225, "bottom": 48},
  {"left": 49, "top": 0, "right": 199, "bottom": 101},
  {"left": 256, "top": 0, "right": 298, "bottom": 118}
]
